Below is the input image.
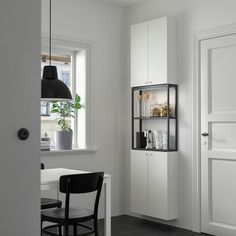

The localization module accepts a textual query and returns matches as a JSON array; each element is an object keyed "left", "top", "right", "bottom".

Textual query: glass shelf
[
  {"left": 132, "top": 148, "right": 177, "bottom": 152},
  {"left": 133, "top": 116, "right": 177, "bottom": 120}
]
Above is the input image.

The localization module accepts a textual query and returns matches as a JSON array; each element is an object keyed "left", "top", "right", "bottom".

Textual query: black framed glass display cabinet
[{"left": 132, "top": 84, "right": 178, "bottom": 151}]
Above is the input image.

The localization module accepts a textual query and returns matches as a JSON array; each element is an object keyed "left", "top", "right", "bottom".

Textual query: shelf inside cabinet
[
  {"left": 132, "top": 148, "right": 177, "bottom": 152},
  {"left": 133, "top": 116, "right": 177, "bottom": 120}
]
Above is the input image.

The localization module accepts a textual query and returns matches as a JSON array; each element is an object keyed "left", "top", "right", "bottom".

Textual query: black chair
[
  {"left": 41, "top": 163, "right": 62, "bottom": 210},
  {"left": 41, "top": 172, "right": 104, "bottom": 236}
]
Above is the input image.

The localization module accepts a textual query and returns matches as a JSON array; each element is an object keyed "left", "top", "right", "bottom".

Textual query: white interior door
[
  {"left": 0, "top": 0, "right": 40, "bottom": 235},
  {"left": 201, "top": 34, "right": 236, "bottom": 236}
]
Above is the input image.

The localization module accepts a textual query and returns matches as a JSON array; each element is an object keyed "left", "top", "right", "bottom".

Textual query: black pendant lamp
[{"left": 41, "top": 0, "right": 72, "bottom": 101}]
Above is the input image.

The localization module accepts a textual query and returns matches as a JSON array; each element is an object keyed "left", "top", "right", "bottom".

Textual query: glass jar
[
  {"left": 153, "top": 130, "right": 162, "bottom": 150},
  {"left": 162, "top": 131, "right": 168, "bottom": 150},
  {"left": 136, "top": 95, "right": 141, "bottom": 117},
  {"left": 145, "top": 130, "right": 153, "bottom": 149},
  {"left": 160, "top": 103, "right": 171, "bottom": 117},
  {"left": 150, "top": 103, "right": 161, "bottom": 117},
  {"left": 142, "top": 93, "right": 150, "bottom": 117}
]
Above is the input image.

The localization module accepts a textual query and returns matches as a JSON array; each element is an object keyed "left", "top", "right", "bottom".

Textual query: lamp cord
[{"left": 49, "top": 0, "right": 52, "bottom": 66}]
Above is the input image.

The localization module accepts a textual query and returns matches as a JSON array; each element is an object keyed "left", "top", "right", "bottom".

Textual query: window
[{"left": 41, "top": 37, "right": 90, "bottom": 150}]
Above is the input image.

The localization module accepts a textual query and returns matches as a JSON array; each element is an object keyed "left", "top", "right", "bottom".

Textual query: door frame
[{"left": 192, "top": 23, "right": 236, "bottom": 232}]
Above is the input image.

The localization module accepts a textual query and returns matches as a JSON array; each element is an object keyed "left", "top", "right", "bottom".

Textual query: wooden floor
[{"left": 43, "top": 215, "right": 208, "bottom": 236}]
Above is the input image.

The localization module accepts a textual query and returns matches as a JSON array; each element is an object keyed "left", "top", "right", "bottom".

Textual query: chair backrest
[
  {"left": 59, "top": 172, "right": 104, "bottom": 219},
  {"left": 60, "top": 172, "right": 104, "bottom": 194},
  {"left": 41, "top": 163, "right": 45, "bottom": 170}
]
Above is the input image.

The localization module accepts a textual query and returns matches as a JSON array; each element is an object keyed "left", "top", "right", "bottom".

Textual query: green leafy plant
[{"left": 50, "top": 94, "right": 82, "bottom": 131}]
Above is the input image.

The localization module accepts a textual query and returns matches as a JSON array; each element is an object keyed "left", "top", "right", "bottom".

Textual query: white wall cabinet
[
  {"left": 131, "top": 16, "right": 176, "bottom": 87},
  {"left": 131, "top": 150, "right": 178, "bottom": 220}
]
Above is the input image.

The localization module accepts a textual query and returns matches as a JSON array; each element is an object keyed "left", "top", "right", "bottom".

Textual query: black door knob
[
  {"left": 18, "top": 128, "right": 29, "bottom": 140},
  {"left": 201, "top": 132, "right": 209, "bottom": 137}
]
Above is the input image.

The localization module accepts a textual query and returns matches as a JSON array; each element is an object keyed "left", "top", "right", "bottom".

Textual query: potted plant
[{"left": 50, "top": 94, "right": 82, "bottom": 150}]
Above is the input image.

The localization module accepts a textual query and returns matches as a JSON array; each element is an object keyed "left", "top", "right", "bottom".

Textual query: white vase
[{"left": 54, "top": 130, "right": 73, "bottom": 150}]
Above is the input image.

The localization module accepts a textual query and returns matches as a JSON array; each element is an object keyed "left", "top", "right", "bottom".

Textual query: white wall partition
[{"left": 0, "top": 0, "right": 40, "bottom": 235}]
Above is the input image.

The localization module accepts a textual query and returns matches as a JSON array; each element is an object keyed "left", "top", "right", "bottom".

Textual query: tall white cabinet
[
  {"left": 131, "top": 150, "right": 177, "bottom": 220},
  {"left": 130, "top": 16, "right": 178, "bottom": 220},
  {"left": 131, "top": 16, "right": 177, "bottom": 87}
]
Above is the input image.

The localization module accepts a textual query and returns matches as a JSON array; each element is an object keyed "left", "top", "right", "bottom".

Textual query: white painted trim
[
  {"left": 40, "top": 147, "right": 98, "bottom": 156},
  {"left": 41, "top": 35, "right": 94, "bottom": 150},
  {"left": 192, "top": 23, "right": 236, "bottom": 233},
  {"left": 192, "top": 33, "right": 201, "bottom": 233}
]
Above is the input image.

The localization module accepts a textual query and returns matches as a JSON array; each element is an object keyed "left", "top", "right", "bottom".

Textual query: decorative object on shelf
[
  {"left": 144, "top": 130, "right": 153, "bottom": 149},
  {"left": 150, "top": 103, "right": 161, "bottom": 117},
  {"left": 136, "top": 132, "right": 146, "bottom": 148},
  {"left": 50, "top": 94, "right": 82, "bottom": 150},
  {"left": 162, "top": 131, "right": 168, "bottom": 150},
  {"left": 153, "top": 130, "right": 163, "bottom": 150},
  {"left": 142, "top": 93, "right": 150, "bottom": 117},
  {"left": 136, "top": 95, "right": 141, "bottom": 117},
  {"left": 41, "top": 0, "right": 72, "bottom": 101},
  {"left": 160, "top": 103, "right": 171, "bottom": 117}
]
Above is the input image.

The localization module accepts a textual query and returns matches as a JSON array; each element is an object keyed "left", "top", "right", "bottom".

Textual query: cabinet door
[
  {"left": 148, "top": 152, "right": 168, "bottom": 219},
  {"left": 131, "top": 22, "right": 148, "bottom": 87},
  {"left": 148, "top": 17, "right": 168, "bottom": 85},
  {"left": 130, "top": 150, "right": 148, "bottom": 215}
]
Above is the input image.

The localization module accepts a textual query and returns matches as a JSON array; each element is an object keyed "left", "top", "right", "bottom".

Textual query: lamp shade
[{"left": 41, "top": 65, "right": 72, "bottom": 101}]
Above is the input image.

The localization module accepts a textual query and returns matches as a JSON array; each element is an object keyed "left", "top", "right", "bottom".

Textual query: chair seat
[
  {"left": 41, "top": 198, "right": 62, "bottom": 210},
  {"left": 41, "top": 207, "right": 94, "bottom": 223}
]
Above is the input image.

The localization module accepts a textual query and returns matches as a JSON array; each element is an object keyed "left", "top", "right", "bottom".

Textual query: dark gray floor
[
  {"left": 105, "top": 215, "right": 207, "bottom": 236},
  {"left": 43, "top": 215, "right": 208, "bottom": 236}
]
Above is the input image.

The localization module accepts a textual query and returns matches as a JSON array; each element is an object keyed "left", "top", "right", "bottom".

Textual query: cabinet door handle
[{"left": 201, "top": 132, "right": 209, "bottom": 137}]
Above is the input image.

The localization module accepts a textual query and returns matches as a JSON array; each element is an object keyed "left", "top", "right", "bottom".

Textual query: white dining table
[{"left": 41, "top": 168, "right": 111, "bottom": 236}]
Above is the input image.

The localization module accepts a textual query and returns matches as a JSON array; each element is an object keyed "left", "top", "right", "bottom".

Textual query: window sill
[{"left": 41, "top": 147, "right": 98, "bottom": 156}]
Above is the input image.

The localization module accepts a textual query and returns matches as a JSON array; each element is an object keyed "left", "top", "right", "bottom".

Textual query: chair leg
[
  {"left": 41, "top": 220, "right": 43, "bottom": 236},
  {"left": 73, "top": 224, "right": 77, "bottom": 236},
  {"left": 63, "top": 224, "right": 69, "bottom": 236},
  {"left": 58, "top": 224, "right": 62, "bottom": 236},
  {"left": 94, "top": 218, "right": 99, "bottom": 236}
]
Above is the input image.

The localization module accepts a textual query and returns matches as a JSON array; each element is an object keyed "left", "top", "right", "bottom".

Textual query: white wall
[
  {"left": 41, "top": 0, "right": 125, "bottom": 217},
  {"left": 124, "top": 0, "right": 236, "bottom": 231}
]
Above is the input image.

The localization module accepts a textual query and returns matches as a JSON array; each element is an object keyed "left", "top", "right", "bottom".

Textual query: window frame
[{"left": 41, "top": 35, "right": 93, "bottom": 151}]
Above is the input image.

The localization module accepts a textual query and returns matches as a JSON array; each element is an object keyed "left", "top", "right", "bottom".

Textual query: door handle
[
  {"left": 201, "top": 132, "right": 209, "bottom": 137},
  {"left": 18, "top": 128, "right": 29, "bottom": 140}
]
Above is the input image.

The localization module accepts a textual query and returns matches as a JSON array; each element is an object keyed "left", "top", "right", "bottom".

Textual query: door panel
[
  {"left": 201, "top": 34, "right": 236, "bottom": 236},
  {"left": 148, "top": 17, "right": 167, "bottom": 84},
  {"left": 211, "top": 122, "right": 236, "bottom": 150},
  {"left": 0, "top": 0, "right": 40, "bottom": 235},
  {"left": 130, "top": 150, "right": 148, "bottom": 215},
  {"left": 148, "top": 152, "right": 168, "bottom": 219},
  {"left": 131, "top": 22, "right": 148, "bottom": 87},
  {"left": 211, "top": 159, "right": 236, "bottom": 226},
  {"left": 210, "top": 45, "right": 236, "bottom": 113}
]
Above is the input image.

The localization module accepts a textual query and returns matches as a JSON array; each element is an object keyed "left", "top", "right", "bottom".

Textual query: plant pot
[{"left": 54, "top": 130, "right": 73, "bottom": 150}]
